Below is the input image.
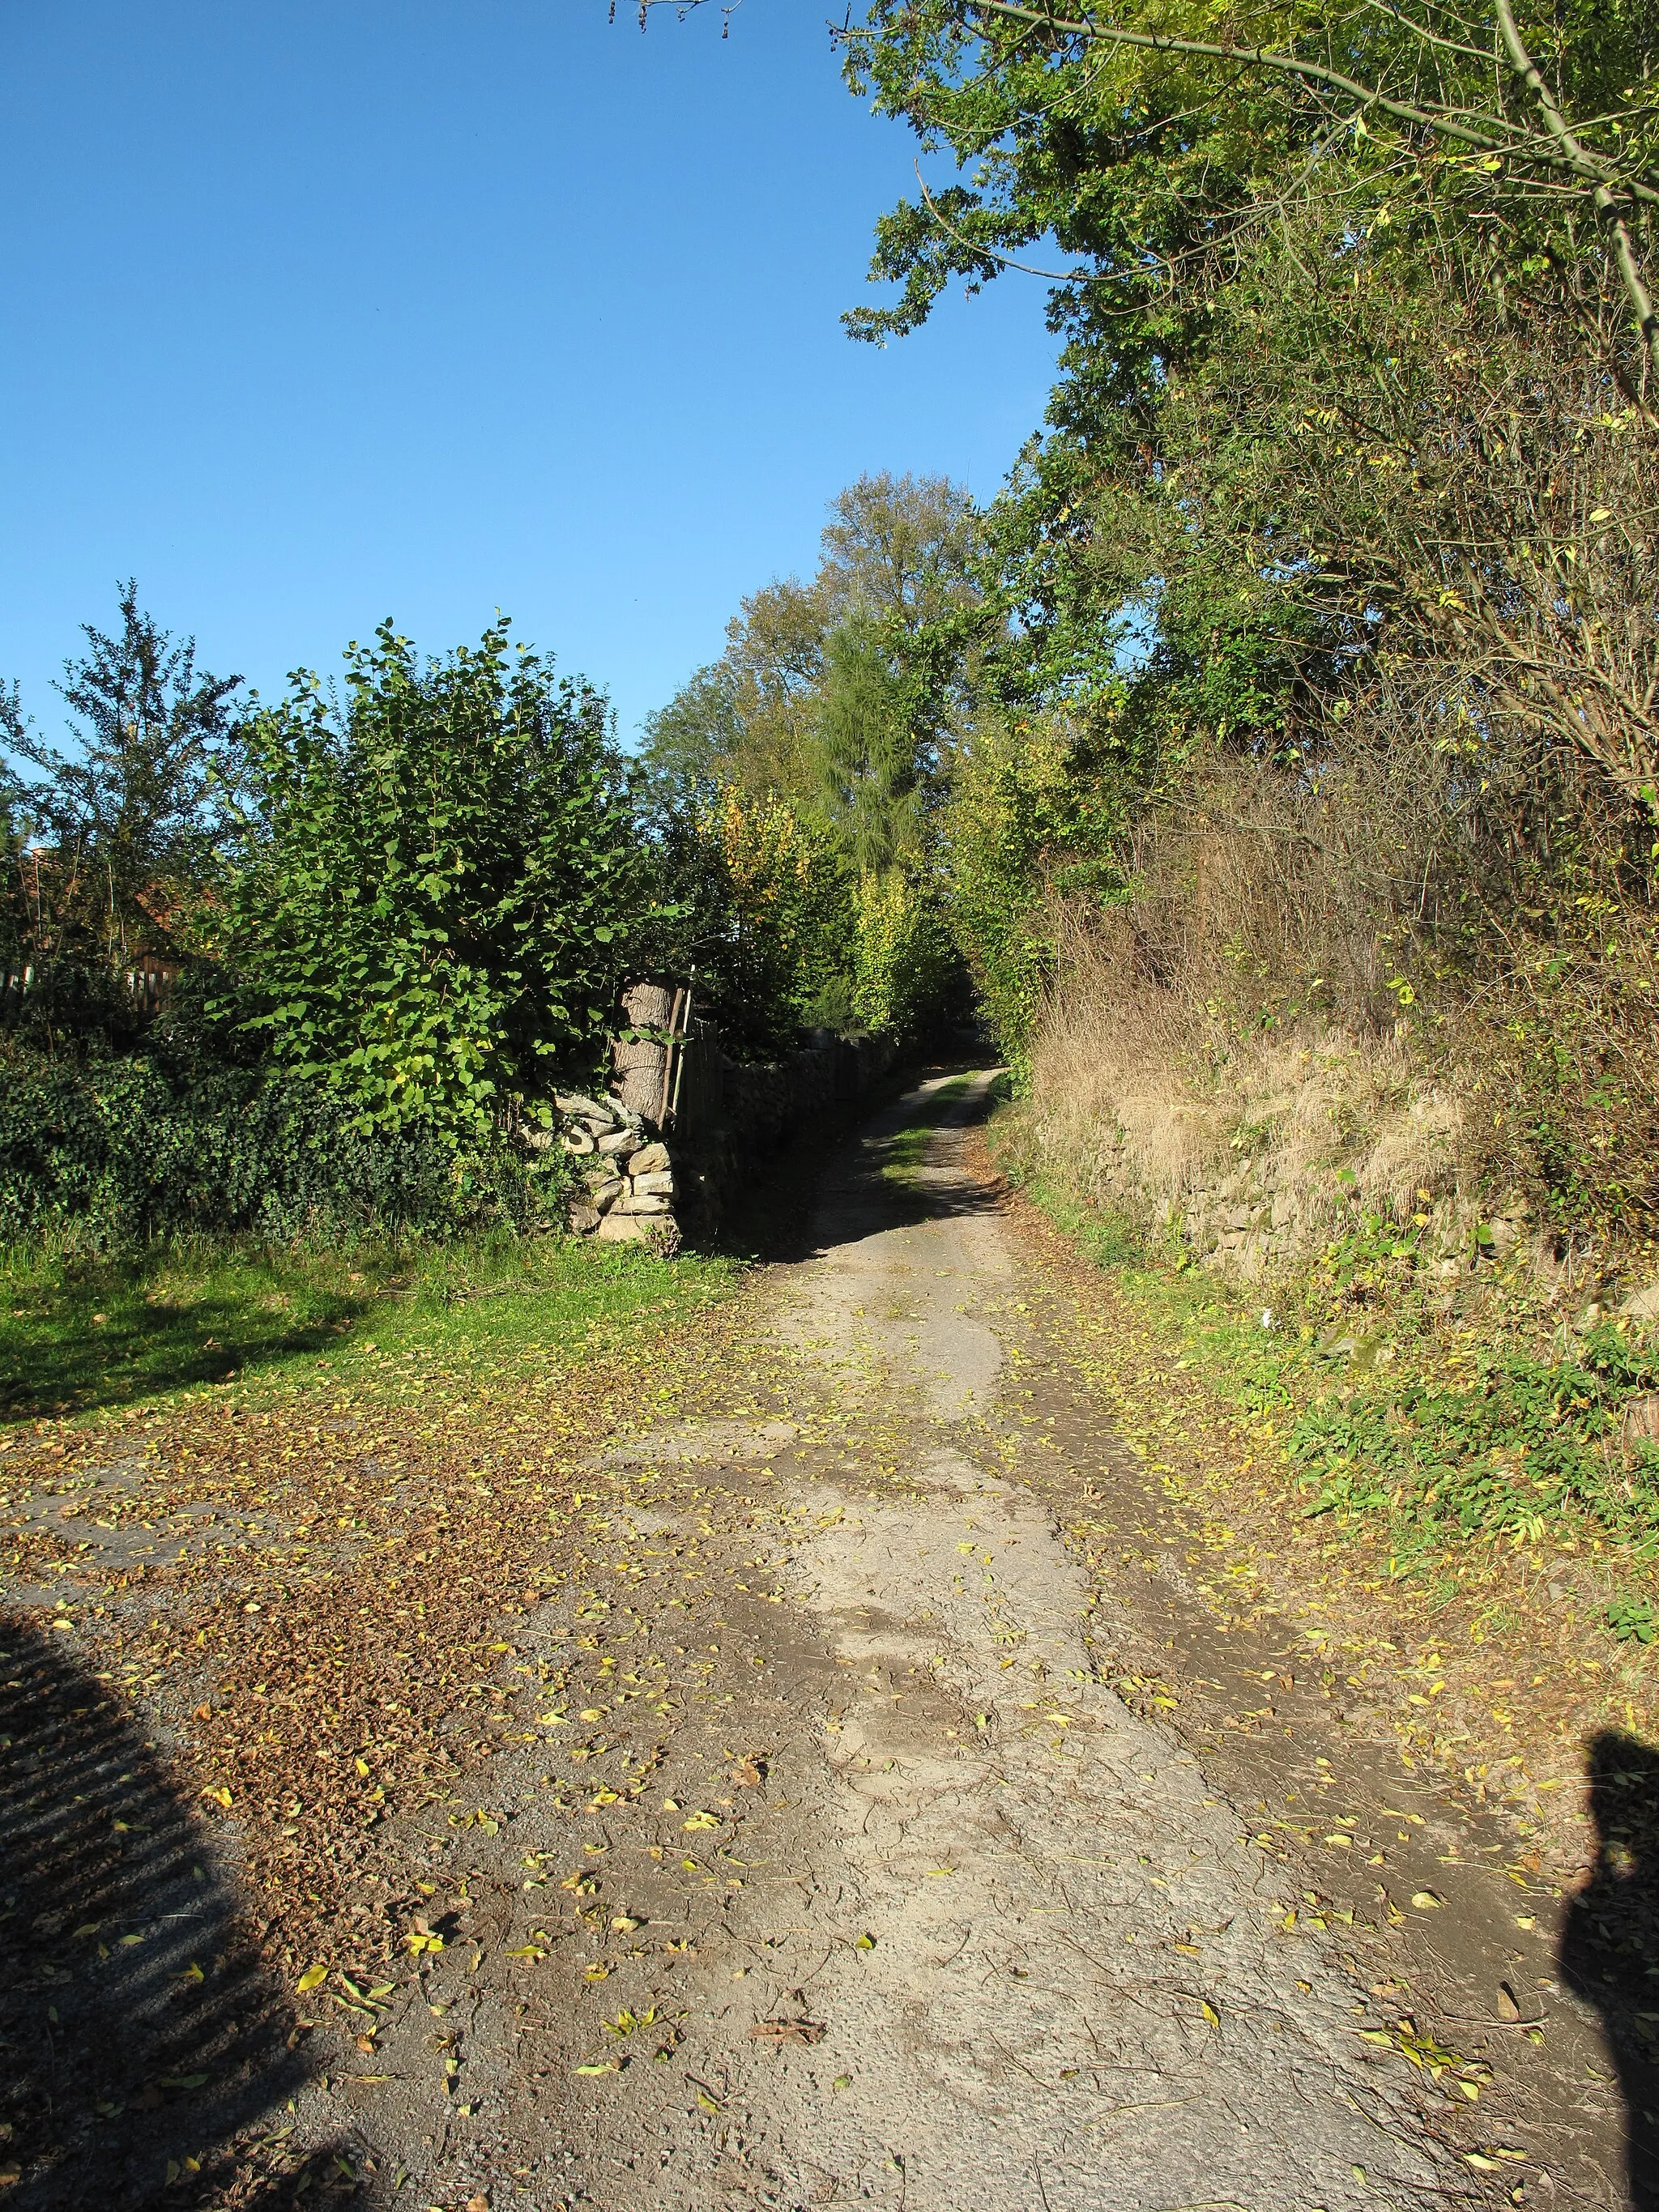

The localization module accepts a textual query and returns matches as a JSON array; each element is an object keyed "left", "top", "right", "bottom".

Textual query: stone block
[{"left": 596, "top": 1214, "right": 652, "bottom": 1243}]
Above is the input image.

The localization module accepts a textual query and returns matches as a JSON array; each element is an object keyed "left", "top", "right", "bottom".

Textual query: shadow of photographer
[
  {"left": 0, "top": 1613, "right": 355, "bottom": 2208},
  {"left": 1562, "top": 1730, "right": 1659, "bottom": 2209}
]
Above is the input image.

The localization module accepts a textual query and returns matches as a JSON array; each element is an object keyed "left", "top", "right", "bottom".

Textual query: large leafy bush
[
  {"left": 224, "top": 622, "right": 648, "bottom": 1135},
  {"left": 851, "top": 867, "right": 959, "bottom": 1037}
]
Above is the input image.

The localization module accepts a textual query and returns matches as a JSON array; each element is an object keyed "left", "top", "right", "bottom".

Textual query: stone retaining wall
[{"left": 556, "top": 987, "right": 899, "bottom": 1250}]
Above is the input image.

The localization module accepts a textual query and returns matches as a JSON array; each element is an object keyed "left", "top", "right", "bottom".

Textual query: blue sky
[{"left": 0, "top": 1, "right": 1060, "bottom": 748}]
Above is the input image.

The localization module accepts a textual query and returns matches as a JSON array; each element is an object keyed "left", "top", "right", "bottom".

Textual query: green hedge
[{"left": 0, "top": 1054, "right": 565, "bottom": 1249}]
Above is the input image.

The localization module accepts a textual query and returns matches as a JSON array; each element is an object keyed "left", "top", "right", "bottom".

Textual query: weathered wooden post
[{"left": 612, "top": 981, "right": 675, "bottom": 1123}]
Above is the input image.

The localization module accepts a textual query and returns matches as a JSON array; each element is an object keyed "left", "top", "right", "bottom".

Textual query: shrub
[
  {"left": 942, "top": 714, "right": 1128, "bottom": 1077},
  {"left": 223, "top": 620, "right": 649, "bottom": 1136},
  {"left": 699, "top": 783, "right": 855, "bottom": 1046},
  {"left": 851, "top": 867, "right": 960, "bottom": 1037},
  {"left": 0, "top": 1051, "right": 567, "bottom": 1251}
]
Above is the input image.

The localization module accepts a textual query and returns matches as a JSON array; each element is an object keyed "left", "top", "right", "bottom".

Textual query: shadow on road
[
  {"left": 752, "top": 1068, "right": 1004, "bottom": 1267},
  {"left": 1561, "top": 1730, "right": 1659, "bottom": 2209},
  {"left": 0, "top": 1615, "right": 356, "bottom": 2208},
  {"left": 698, "top": 1062, "right": 999, "bottom": 1267}
]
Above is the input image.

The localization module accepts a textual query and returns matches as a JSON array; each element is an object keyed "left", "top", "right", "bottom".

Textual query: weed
[
  {"left": 878, "top": 1075, "right": 977, "bottom": 1187},
  {"left": 1606, "top": 1596, "right": 1659, "bottom": 1644}
]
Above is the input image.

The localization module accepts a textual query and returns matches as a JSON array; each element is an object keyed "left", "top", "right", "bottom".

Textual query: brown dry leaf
[
  {"left": 1496, "top": 1982, "right": 1523, "bottom": 2023},
  {"left": 749, "top": 2017, "right": 825, "bottom": 2046},
  {"left": 731, "top": 1756, "right": 766, "bottom": 1788}
]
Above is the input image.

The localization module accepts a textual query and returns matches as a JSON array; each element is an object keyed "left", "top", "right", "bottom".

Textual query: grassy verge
[
  {"left": 995, "top": 1129, "right": 1659, "bottom": 1607},
  {"left": 987, "top": 1102, "right": 1659, "bottom": 1851},
  {"left": 2, "top": 1231, "right": 741, "bottom": 1426}
]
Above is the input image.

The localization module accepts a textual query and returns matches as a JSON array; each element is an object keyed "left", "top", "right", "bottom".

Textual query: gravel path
[{"left": 9, "top": 1071, "right": 1636, "bottom": 2210}]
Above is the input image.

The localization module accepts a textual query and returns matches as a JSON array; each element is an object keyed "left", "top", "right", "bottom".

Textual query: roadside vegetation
[
  {"left": 0, "top": 533, "right": 972, "bottom": 1419},
  {"left": 639, "top": 0, "right": 1659, "bottom": 1727}
]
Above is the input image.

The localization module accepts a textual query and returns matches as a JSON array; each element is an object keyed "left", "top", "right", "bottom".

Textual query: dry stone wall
[
  {"left": 555, "top": 988, "right": 900, "bottom": 1251},
  {"left": 1009, "top": 1109, "right": 1577, "bottom": 1303},
  {"left": 555, "top": 1089, "right": 684, "bottom": 1253}
]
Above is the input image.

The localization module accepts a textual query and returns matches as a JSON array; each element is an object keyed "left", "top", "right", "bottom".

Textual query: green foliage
[
  {"left": 645, "top": 471, "right": 985, "bottom": 814},
  {"left": 851, "top": 866, "right": 959, "bottom": 1035},
  {"left": 0, "top": 1049, "right": 567, "bottom": 1252},
  {"left": 224, "top": 620, "right": 647, "bottom": 1136},
  {"left": 1, "top": 1223, "right": 735, "bottom": 1423},
  {"left": 1606, "top": 1596, "right": 1659, "bottom": 1645},
  {"left": 1288, "top": 1327, "right": 1659, "bottom": 1552},
  {"left": 1000, "top": 1113, "right": 1659, "bottom": 1581},
  {"left": 640, "top": 473, "right": 991, "bottom": 1051},
  {"left": 701, "top": 785, "right": 857, "bottom": 1043},
  {"left": 845, "top": 2, "right": 1659, "bottom": 372},
  {"left": 877, "top": 1071, "right": 976, "bottom": 1183},
  {"left": 814, "top": 617, "right": 919, "bottom": 873},
  {"left": 1, "top": 731, "right": 32, "bottom": 968},
  {"left": 942, "top": 713, "right": 1129, "bottom": 1073},
  {"left": 637, "top": 662, "right": 744, "bottom": 805},
  {"left": 834, "top": 2, "right": 1659, "bottom": 1238}
]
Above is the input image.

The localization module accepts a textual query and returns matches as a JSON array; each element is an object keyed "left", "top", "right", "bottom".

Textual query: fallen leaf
[
  {"left": 296, "top": 1964, "right": 328, "bottom": 1993},
  {"left": 750, "top": 2017, "right": 825, "bottom": 2046}
]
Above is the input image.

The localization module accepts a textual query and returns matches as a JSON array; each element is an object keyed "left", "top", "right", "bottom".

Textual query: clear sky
[{"left": 0, "top": 1, "right": 1060, "bottom": 748}]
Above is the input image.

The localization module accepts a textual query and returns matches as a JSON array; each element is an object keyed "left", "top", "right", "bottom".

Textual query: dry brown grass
[
  {"left": 1022, "top": 756, "right": 1487, "bottom": 1266},
  {"left": 1021, "top": 716, "right": 1658, "bottom": 1285}
]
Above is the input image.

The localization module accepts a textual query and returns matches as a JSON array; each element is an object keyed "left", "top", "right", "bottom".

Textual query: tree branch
[
  {"left": 1490, "top": 0, "right": 1659, "bottom": 382},
  {"left": 958, "top": 2, "right": 1659, "bottom": 209}
]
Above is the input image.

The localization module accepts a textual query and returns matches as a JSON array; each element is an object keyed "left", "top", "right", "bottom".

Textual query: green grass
[
  {"left": 999, "top": 1140, "right": 1659, "bottom": 1568},
  {"left": 1, "top": 1232, "right": 740, "bottom": 1425}
]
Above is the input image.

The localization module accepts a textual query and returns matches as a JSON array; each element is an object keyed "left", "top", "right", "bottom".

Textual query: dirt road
[{"left": 6, "top": 1072, "right": 1641, "bottom": 2210}]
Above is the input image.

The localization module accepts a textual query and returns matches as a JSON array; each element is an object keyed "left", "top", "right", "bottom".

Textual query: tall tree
[
  {"left": 4, "top": 584, "right": 243, "bottom": 965},
  {"left": 642, "top": 470, "right": 985, "bottom": 813},
  {"left": 821, "top": 470, "right": 983, "bottom": 634},
  {"left": 812, "top": 615, "right": 919, "bottom": 872}
]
